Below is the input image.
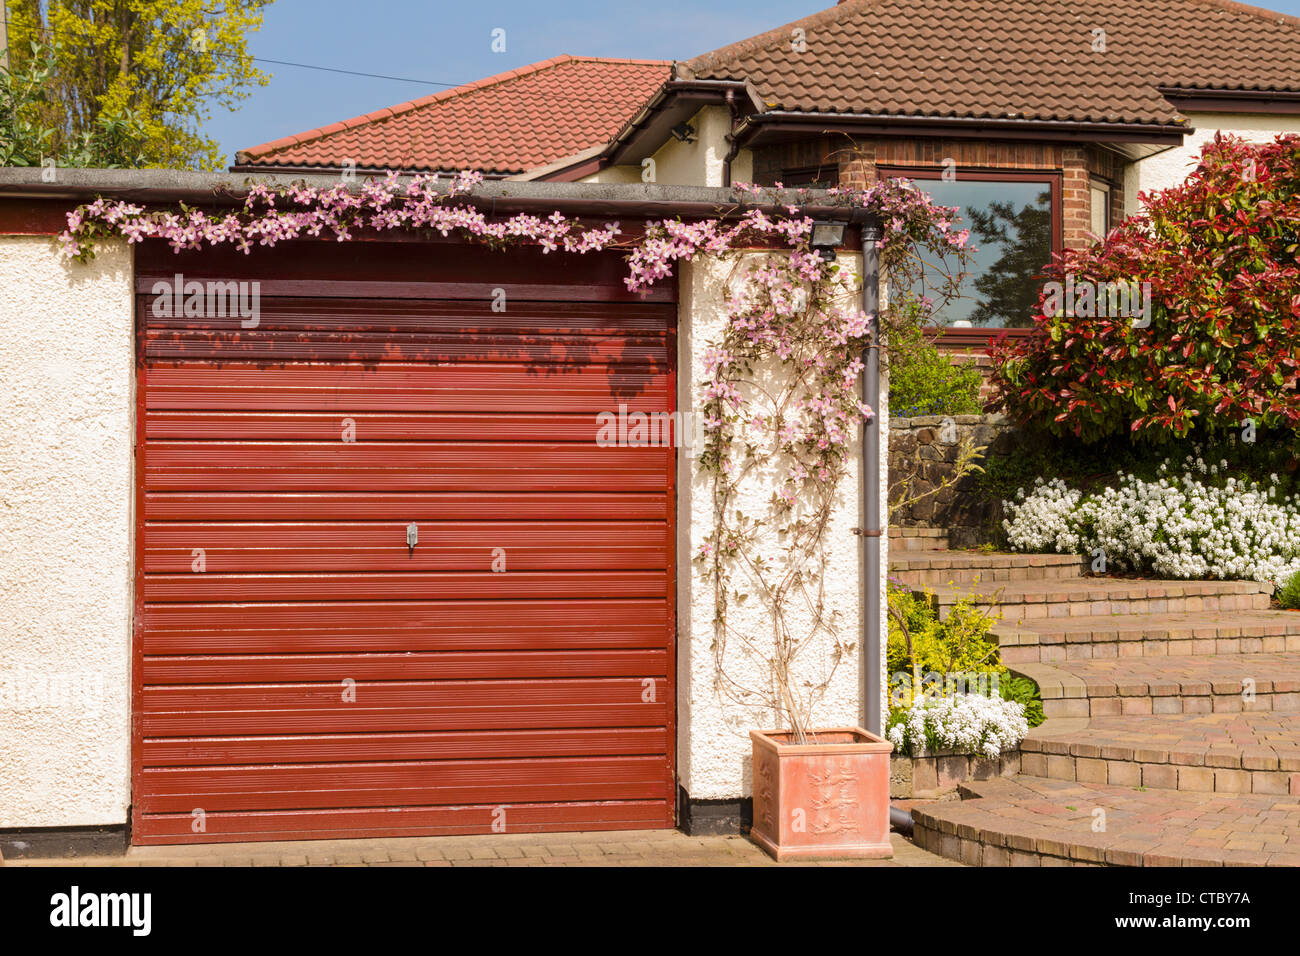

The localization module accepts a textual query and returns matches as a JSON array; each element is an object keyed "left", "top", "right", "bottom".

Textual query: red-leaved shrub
[{"left": 990, "top": 133, "right": 1300, "bottom": 443}]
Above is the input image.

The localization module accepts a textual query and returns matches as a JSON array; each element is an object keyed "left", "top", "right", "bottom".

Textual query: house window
[
  {"left": 1090, "top": 181, "right": 1111, "bottom": 238},
  {"left": 880, "top": 167, "right": 1062, "bottom": 335}
]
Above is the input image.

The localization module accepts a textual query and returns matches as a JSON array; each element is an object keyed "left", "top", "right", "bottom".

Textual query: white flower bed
[
  {"left": 1002, "top": 459, "right": 1300, "bottom": 585},
  {"left": 887, "top": 692, "right": 1028, "bottom": 759}
]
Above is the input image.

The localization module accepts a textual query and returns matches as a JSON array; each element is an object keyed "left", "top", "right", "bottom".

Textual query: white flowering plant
[
  {"left": 1002, "top": 453, "right": 1300, "bottom": 585},
  {"left": 886, "top": 692, "right": 1029, "bottom": 759}
]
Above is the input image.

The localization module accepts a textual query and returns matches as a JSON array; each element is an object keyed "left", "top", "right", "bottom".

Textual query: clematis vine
[{"left": 59, "top": 169, "right": 972, "bottom": 742}]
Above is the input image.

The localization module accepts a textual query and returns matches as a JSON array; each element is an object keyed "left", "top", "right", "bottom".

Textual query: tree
[
  {"left": 4, "top": 0, "right": 270, "bottom": 170},
  {"left": 2, "top": 42, "right": 150, "bottom": 167},
  {"left": 964, "top": 192, "right": 1052, "bottom": 327}
]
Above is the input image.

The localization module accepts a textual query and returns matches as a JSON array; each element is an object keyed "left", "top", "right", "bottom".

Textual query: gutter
[
  {"left": 734, "top": 110, "right": 1190, "bottom": 147},
  {"left": 1157, "top": 85, "right": 1300, "bottom": 102},
  {"left": 505, "top": 145, "right": 607, "bottom": 183},
  {"left": 0, "top": 167, "right": 865, "bottom": 222},
  {"left": 1156, "top": 86, "right": 1300, "bottom": 115}
]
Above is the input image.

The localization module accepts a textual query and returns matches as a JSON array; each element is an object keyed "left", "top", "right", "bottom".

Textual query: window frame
[
  {"left": 1089, "top": 177, "right": 1113, "bottom": 239},
  {"left": 877, "top": 165, "right": 1064, "bottom": 344}
]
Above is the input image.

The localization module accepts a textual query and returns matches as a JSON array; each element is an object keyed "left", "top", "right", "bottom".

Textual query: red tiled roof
[
  {"left": 680, "top": 0, "right": 1300, "bottom": 127},
  {"left": 237, "top": 55, "right": 670, "bottom": 175}
]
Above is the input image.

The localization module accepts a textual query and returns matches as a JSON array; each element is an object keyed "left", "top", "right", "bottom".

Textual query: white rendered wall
[
  {"left": 1126, "top": 112, "right": 1300, "bottom": 216},
  {"left": 584, "top": 107, "right": 754, "bottom": 188},
  {"left": 675, "top": 251, "right": 883, "bottom": 801},
  {"left": 0, "top": 235, "right": 134, "bottom": 829}
]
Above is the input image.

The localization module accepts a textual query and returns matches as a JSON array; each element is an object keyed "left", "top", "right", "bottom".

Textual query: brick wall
[
  {"left": 1061, "top": 146, "right": 1091, "bottom": 249},
  {"left": 943, "top": 347, "right": 1000, "bottom": 405}
]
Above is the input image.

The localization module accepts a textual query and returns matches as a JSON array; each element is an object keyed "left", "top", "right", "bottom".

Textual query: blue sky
[
  {"left": 206, "top": 0, "right": 1300, "bottom": 167},
  {"left": 206, "top": 0, "right": 827, "bottom": 164}
]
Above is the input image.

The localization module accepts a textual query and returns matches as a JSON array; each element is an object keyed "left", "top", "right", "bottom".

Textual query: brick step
[
  {"left": 928, "top": 577, "right": 1273, "bottom": 623},
  {"left": 994, "top": 610, "right": 1300, "bottom": 665},
  {"left": 911, "top": 774, "right": 1300, "bottom": 866},
  {"left": 1013, "top": 652, "right": 1300, "bottom": 718},
  {"left": 889, "top": 527, "right": 949, "bottom": 552},
  {"left": 890, "top": 551, "right": 1084, "bottom": 587},
  {"left": 1021, "top": 712, "right": 1300, "bottom": 796}
]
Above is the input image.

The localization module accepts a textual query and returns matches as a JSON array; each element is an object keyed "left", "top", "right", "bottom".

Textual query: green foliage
[
  {"left": 5, "top": 0, "right": 271, "bottom": 169},
  {"left": 1279, "top": 570, "right": 1300, "bottom": 610},
  {"left": 999, "top": 675, "right": 1045, "bottom": 728},
  {"left": 886, "top": 583, "right": 1045, "bottom": 728},
  {"left": 2, "top": 41, "right": 150, "bottom": 167},
  {"left": 886, "top": 583, "right": 1003, "bottom": 678},
  {"left": 887, "top": 323, "right": 984, "bottom": 418}
]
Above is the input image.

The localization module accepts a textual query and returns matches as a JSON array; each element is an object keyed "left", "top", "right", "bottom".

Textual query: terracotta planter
[{"left": 749, "top": 726, "right": 894, "bottom": 861}]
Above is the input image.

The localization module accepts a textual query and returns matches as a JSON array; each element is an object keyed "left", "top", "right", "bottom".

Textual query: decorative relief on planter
[
  {"left": 754, "top": 748, "right": 778, "bottom": 836},
  {"left": 808, "top": 758, "right": 858, "bottom": 835}
]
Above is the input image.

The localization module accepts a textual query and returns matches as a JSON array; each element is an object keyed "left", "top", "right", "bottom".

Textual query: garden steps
[
  {"left": 890, "top": 550, "right": 1084, "bottom": 588},
  {"left": 898, "top": 540, "right": 1300, "bottom": 866},
  {"left": 926, "top": 576, "right": 1273, "bottom": 623},
  {"left": 910, "top": 774, "right": 1300, "bottom": 866},
  {"left": 1013, "top": 651, "right": 1300, "bottom": 718},
  {"left": 1021, "top": 712, "right": 1300, "bottom": 796},
  {"left": 993, "top": 609, "right": 1300, "bottom": 664}
]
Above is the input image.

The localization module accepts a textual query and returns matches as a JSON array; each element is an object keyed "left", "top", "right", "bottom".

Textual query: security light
[
  {"left": 670, "top": 122, "right": 697, "bottom": 144},
  {"left": 810, "top": 220, "right": 846, "bottom": 261}
]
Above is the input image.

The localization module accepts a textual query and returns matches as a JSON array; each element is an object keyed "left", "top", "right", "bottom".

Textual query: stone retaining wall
[
  {"left": 890, "top": 749, "right": 1021, "bottom": 799},
  {"left": 888, "top": 413, "right": 1017, "bottom": 547}
]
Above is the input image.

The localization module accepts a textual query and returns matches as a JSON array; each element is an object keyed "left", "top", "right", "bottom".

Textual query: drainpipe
[
  {"left": 721, "top": 89, "right": 741, "bottom": 187},
  {"left": 853, "top": 211, "right": 884, "bottom": 735}
]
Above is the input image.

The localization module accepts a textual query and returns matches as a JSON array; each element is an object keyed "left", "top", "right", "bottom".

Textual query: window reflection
[{"left": 897, "top": 177, "right": 1055, "bottom": 329}]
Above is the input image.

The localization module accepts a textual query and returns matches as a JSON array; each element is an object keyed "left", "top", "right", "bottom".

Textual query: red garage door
[{"left": 132, "top": 240, "right": 676, "bottom": 844}]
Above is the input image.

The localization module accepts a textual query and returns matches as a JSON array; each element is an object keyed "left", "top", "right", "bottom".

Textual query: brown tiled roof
[
  {"left": 680, "top": 0, "right": 1300, "bottom": 127},
  {"left": 237, "top": 56, "right": 670, "bottom": 175}
]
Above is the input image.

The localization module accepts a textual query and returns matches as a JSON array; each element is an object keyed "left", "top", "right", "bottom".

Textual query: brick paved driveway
[{"left": 10, "top": 831, "right": 957, "bottom": 867}]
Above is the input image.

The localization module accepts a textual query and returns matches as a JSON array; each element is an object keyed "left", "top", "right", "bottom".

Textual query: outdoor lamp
[{"left": 810, "top": 220, "right": 846, "bottom": 261}]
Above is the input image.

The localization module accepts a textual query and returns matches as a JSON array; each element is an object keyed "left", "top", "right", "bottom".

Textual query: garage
[{"left": 132, "top": 239, "right": 676, "bottom": 844}]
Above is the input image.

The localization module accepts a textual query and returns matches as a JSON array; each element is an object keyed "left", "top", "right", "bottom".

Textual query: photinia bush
[{"left": 991, "top": 133, "right": 1300, "bottom": 443}]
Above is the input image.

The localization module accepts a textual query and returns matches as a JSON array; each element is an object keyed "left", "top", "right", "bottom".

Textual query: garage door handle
[{"left": 406, "top": 523, "right": 418, "bottom": 549}]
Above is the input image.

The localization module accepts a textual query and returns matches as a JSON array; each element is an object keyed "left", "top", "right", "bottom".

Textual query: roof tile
[
  {"left": 682, "top": 0, "right": 1300, "bottom": 127},
  {"left": 239, "top": 55, "right": 670, "bottom": 174}
]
